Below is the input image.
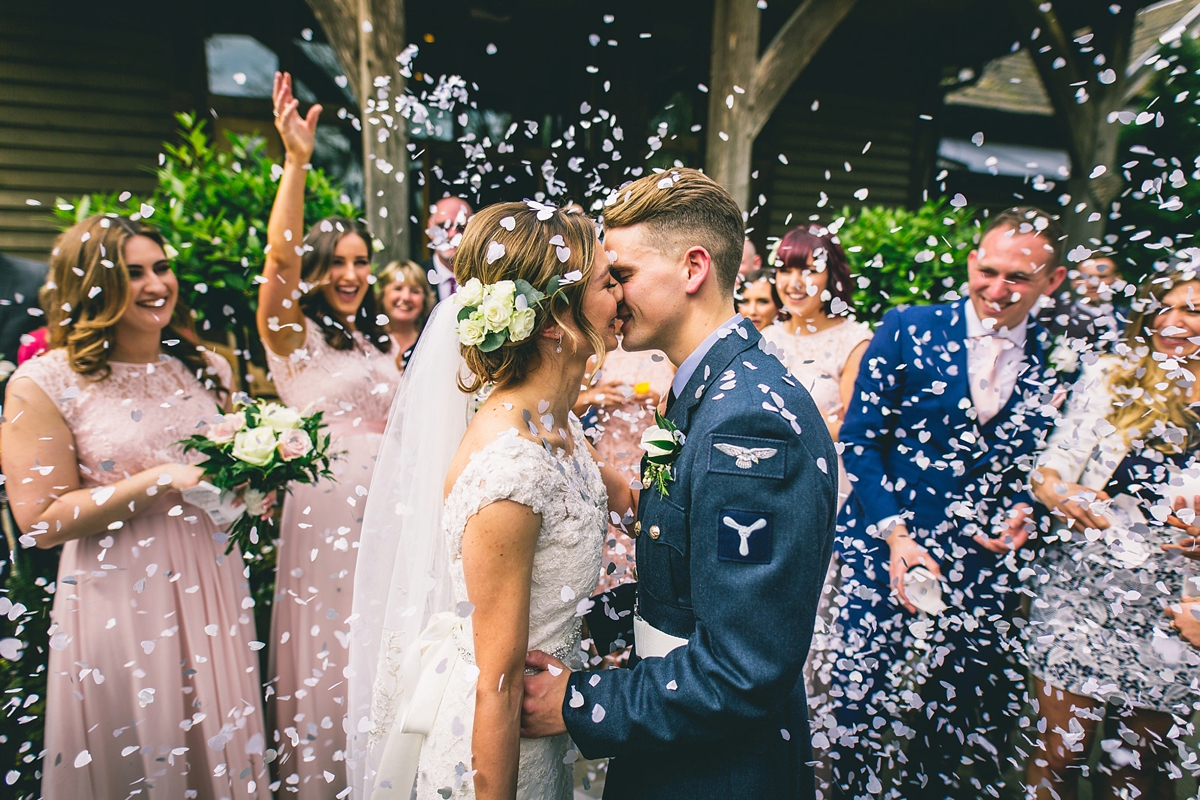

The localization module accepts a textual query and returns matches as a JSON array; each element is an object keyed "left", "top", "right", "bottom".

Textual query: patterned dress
[
  {"left": 11, "top": 349, "right": 270, "bottom": 800},
  {"left": 1026, "top": 447, "right": 1200, "bottom": 712},
  {"left": 264, "top": 318, "right": 401, "bottom": 798}
]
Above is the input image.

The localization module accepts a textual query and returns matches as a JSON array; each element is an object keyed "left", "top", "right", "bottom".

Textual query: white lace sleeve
[{"left": 443, "top": 434, "right": 556, "bottom": 555}]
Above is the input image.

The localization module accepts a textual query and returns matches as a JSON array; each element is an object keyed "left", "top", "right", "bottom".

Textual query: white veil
[{"left": 346, "top": 301, "right": 471, "bottom": 798}]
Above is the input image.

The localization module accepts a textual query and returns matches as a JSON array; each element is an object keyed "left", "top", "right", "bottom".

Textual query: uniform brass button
[
  {"left": 649, "top": 525, "right": 661, "bottom": 540},
  {"left": 632, "top": 521, "right": 642, "bottom": 538}
]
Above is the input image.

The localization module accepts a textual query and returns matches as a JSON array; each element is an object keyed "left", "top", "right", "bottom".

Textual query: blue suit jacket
[
  {"left": 563, "top": 319, "right": 838, "bottom": 799},
  {"left": 838, "top": 301, "right": 1068, "bottom": 557}
]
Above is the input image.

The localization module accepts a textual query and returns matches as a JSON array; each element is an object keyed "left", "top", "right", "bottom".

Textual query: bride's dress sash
[{"left": 372, "top": 611, "right": 463, "bottom": 797}]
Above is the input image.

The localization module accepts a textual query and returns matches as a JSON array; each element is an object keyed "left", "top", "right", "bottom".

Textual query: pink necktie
[{"left": 973, "top": 335, "right": 1006, "bottom": 425}]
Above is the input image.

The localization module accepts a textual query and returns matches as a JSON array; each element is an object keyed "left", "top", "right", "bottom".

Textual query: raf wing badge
[
  {"left": 713, "top": 442, "right": 777, "bottom": 469},
  {"left": 707, "top": 434, "right": 787, "bottom": 479}
]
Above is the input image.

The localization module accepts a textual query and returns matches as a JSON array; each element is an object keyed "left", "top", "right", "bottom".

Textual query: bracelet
[{"left": 284, "top": 154, "right": 312, "bottom": 168}]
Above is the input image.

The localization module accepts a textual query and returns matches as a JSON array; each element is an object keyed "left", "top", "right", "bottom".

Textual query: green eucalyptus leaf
[{"left": 478, "top": 330, "right": 507, "bottom": 352}]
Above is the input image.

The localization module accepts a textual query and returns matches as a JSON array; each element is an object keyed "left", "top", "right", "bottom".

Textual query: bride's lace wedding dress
[{"left": 413, "top": 417, "right": 607, "bottom": 799}]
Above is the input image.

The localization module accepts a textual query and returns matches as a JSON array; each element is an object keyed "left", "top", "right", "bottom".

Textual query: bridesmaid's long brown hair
[{"left": 43, "top": 214, "right": 227, "bottom": 398}]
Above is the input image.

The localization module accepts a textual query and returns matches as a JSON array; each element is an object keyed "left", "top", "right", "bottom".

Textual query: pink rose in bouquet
[{"left": 278, "top": 428, "right": 314, "bottom": 461}]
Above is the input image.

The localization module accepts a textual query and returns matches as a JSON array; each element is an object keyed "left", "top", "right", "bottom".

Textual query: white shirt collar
[
  {"left": 671, "top": 315, "right": 743, "bottom": 399},
  {"left": 964, "top": 298, "right": 1027, "bottom": 345}
]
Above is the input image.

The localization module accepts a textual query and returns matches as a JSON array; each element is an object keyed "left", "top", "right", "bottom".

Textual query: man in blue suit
[
  {"left": 829, "top": 207, "right": 1074, "bottom": 798},
  {"left": 521, "top": 169, "right": 838, "bottom": 798}
]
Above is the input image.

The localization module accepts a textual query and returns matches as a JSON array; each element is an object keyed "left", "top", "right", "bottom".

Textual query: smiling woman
[
  {"left": 255, "top": 71, "right": 403, "bottom": 799},
  {"left": 1, "top": 215, "right": 269, "bottom": 799}
]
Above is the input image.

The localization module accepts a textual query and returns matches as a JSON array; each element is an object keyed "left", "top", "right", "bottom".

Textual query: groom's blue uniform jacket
[{"left": 564, "top": 318, "right": 838, "bottom": 799}]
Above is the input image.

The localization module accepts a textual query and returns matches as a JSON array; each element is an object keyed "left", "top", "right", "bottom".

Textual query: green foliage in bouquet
[
  {"left": 179, "top": 400, "right": 335, "bottom": 555},
  {"left": 834, "top": 198, "right": 981, "bottom": 324},
  {"left": 52, "top": 112, "right": 359, "bottom": 363}
]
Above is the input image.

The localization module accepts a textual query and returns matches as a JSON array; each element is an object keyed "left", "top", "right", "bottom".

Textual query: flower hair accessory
[{"left": 453, "top": 269, "right": 582, "bottom": 353}]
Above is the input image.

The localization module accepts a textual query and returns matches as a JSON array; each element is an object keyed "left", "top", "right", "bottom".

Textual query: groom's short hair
[{"left": 602, "top": 168, "right": 744, "bottom": 295}]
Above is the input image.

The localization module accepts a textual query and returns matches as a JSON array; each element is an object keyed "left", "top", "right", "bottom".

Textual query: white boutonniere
[
  {"left": 640, "top": 411, "right": 684, "bottom": 497},
  {"left": 1049, "top": 336, "right": 1080, "bottom": 374}
]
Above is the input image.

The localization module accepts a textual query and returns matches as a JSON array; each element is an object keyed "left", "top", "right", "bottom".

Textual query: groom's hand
[{"left": 520, "top": 650, "right": 569, "bottom": 738}]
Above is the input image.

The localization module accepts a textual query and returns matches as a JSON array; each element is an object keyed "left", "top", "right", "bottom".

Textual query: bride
[{"left": 346, "top": 201, "right": 636, "bottom": 799}]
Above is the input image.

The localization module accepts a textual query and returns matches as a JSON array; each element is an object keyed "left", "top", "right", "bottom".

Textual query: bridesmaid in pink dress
[
  {"left": 257, "top": 72, "right": 401, "bottom": 798},
  {"left": 1, "top": 216, "right": 269, "bottom": 800},
  {"left": 578, "top": 345, "right": 674, "bottom": 593}
]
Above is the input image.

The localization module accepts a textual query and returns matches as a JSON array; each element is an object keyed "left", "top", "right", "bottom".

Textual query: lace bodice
[
  {"left": 761, "top": 319, "right": 872, "bottom": 422},
  {"left": 441, "top": 415, "right": 607, "bottom": 666},
  {"left": 265, "top": 316, "right": 401, "bottom": 425},
  {"left": 10, "top": 349, "right": 231, "bottom": 487}
]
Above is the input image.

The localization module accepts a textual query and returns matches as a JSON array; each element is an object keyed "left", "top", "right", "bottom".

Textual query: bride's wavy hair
[
  {"left": 454, "top": 202, "right": 603, "bottom": 393},
  {"left": 42, "top": 215, "right": 227, "bottom": 398},
  {"left": 1108, "top": 263, "right": 1200, "bottom": 453}
]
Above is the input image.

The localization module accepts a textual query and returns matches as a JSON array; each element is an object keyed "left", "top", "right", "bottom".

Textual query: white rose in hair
[
  {"left": 232, "top": 427, "right": 278, "bottom": 467},
  {"left": 481, "top": 294, "right": 514, "bottom": 333},
  {"left": 457, "top": 313, "right": 487, "bottom": 346},
  {"left": 455, "top": 277, "right": 485, "bottom": 308},
  {"left": 488, "top": 280, "right": 517, "bottom": 302},
  {"left": 508, "top": 307, "right": 537, "bottom": 342},
  {"left": 259, "top": 403, "right": 303, "bottom": 431}
]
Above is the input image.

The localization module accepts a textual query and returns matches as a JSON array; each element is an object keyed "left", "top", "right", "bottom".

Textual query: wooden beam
[
  {"left": 304, "top": 0, "right": 410, "bottom": 261},
  {"left": 747, "top": 0, "right": 859, "bottom": 138},
  {"left": 705, "top": 0, "right": 856, "bottom": 212},
  {"left": 1006, "top": 0, "right": 1136, "bottom": 245}
]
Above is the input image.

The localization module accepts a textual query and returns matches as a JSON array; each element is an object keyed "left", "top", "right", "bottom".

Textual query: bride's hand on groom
[{"left": 520, "top": 650, "right": 570, "bottom": 738}]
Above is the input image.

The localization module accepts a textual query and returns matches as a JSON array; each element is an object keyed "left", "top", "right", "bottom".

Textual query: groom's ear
[{"left": 683, "top": 245, "right": 713, "bottom": 296}]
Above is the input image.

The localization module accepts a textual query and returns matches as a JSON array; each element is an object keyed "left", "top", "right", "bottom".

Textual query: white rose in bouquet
[
  {"left": 259, "top": 403, "right": 303, "bottom": 431},
  {"left": 232, "top": 427, "right": 278, "bottom": 467}
]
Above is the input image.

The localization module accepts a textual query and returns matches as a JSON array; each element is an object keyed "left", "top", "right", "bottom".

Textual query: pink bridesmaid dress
[
  {"left": 11, "top": 349, "right": 270, "bottom": 800},
  {"left": 264, "top": 317, "right": 400, "bottom": 798},
  {"left": 588, "top": 345, "right": 674, "bottom": 593}
]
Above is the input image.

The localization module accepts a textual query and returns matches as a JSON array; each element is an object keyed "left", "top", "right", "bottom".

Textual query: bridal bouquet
[{"left": 179, "top": 399, "right": 334, "bottom": 554}]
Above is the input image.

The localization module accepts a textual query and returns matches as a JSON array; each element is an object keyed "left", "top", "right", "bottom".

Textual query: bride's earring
[{"left": 555, "top": 333, "right": 563, "bottom": 354}]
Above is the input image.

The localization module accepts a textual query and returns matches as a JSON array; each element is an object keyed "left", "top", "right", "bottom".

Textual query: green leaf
[{"left": 477, "top": 330, "right": 507, "bottom": 352}]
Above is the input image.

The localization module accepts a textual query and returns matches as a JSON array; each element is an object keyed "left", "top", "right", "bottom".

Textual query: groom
[{"left": 521, "top": 169, "right": 838, "bottom": 798}]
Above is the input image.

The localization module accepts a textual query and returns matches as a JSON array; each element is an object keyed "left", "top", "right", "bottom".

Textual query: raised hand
[{"left": 272, "top": 71, "right": 322, "bottom": 163}]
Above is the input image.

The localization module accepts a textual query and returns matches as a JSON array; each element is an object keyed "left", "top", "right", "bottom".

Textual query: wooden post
[
  {"left": 304, "top": 0, "right": 410, "bottom": 261},
  {"left": 1006, "top": 0, "right": 1135, "bottom": 247},
  {"left": 705, "top": 0, "right": 859, "bottom": 213}
]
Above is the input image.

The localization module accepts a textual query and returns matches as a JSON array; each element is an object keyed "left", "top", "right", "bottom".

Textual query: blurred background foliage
[{"left": 52, "top": 112, "right": 358, "bottom": 369}]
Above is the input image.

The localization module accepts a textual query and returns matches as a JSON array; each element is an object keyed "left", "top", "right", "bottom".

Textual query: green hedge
[{"left": 836, "top": 198, "right": 981, "bottom": 324}]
